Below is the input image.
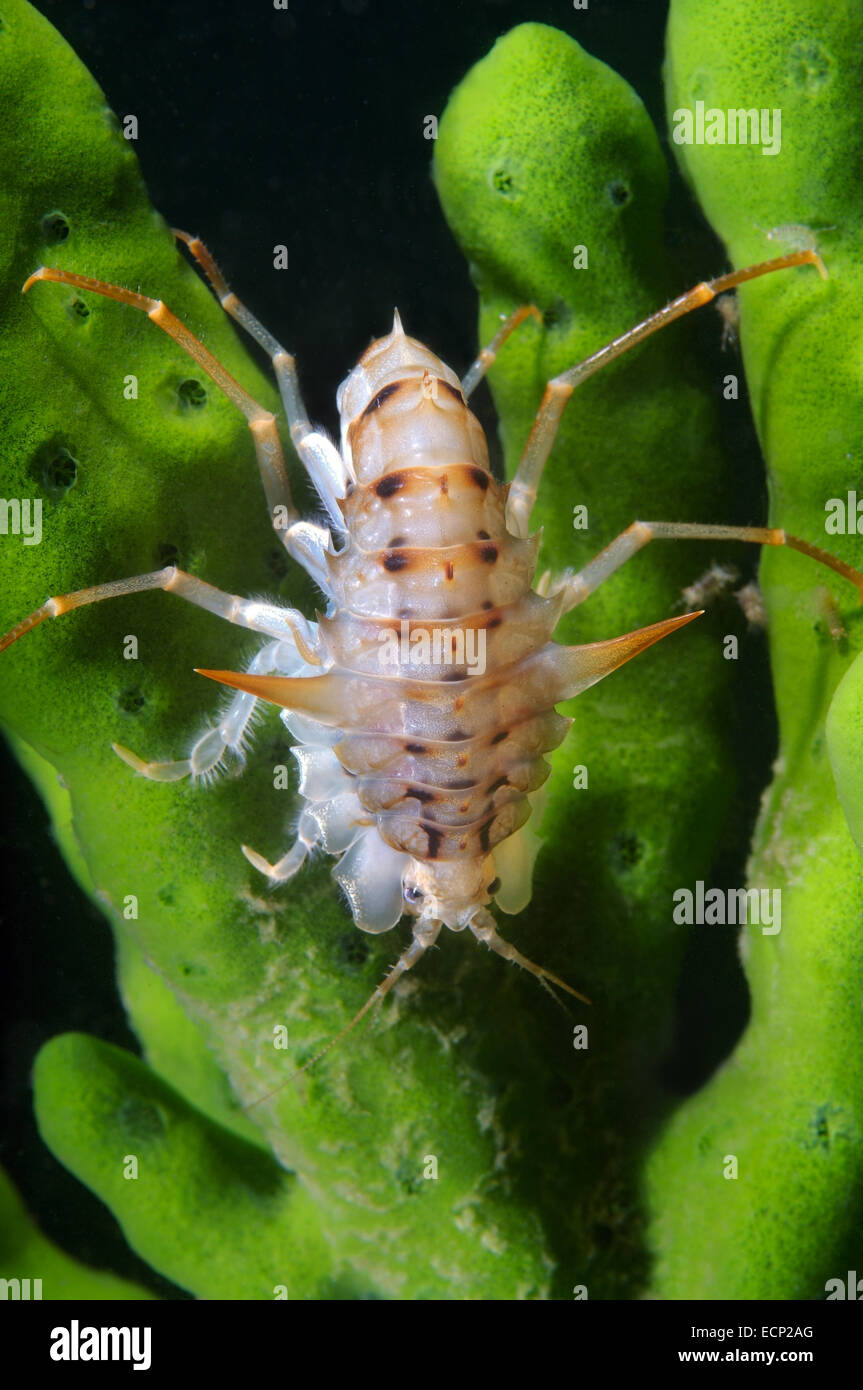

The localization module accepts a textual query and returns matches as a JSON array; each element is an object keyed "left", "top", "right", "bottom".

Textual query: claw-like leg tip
[
  {"left": 242, "top": 843, "right": 279, "bottom": 881},
  {"left": 21, "top": 268, "right": 44, "bottom": 295},
  {"left": 112, "top": 741, "right": 146, "bottom": 773}
]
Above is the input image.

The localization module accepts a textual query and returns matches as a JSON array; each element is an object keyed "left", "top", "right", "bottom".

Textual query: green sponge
[
  {"left": 0, "top": 1163, "right": 155, "bottom": 1301},
  {"left": 0, "top": 1, "right": 635, "bottom": 1300},
  {"left": 6, "top": 0, "right": 859, "bottom": 1300},
  {"left": 646, "top": 0, "right": 863, "bottom": 1300}
]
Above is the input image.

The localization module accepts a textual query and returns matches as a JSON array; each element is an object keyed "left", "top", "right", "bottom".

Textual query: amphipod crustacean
[{"left": 5, "top": 237, "right": 861, "bottom": 1065}]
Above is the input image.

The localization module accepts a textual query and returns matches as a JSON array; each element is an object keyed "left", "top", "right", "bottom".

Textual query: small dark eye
[
  {"left": 404, "top": 885, "right": 424, "bottom": 904},
  {"left": 487, "top": 877, "right": 501, "bottom": 895}
]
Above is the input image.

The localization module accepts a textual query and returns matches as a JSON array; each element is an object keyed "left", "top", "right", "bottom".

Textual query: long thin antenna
[{"left": 242, "top": 920, "right": 442, "bottom": 1110}]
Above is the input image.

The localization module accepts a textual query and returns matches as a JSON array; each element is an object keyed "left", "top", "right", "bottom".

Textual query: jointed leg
[
  {"left": 23, "top": 267, "right": 296, "bottom": 525},
  {"left": 174, "top": 230, "right": 352, "bottom": 527},
  {"left": 469, "top": 908, "right": 590, "bottom": 1004},
  {"left": 460, "top": 304, "right": 542, "bottom": 399},
  {"left": 296, "top": 917, "right": 442, "bottom": 1074},
  {"left": 241, "top": 805, "right": 322, "bottom": 884},
  {"left": 281, "top": 520, "right": 333, "bottom": 595},
  {"left": 245, "top": 918, "right": 443, "bottom": 1101},
  {"left": 114, "top": 636, "right": 308, "bottom": 783},
  {"left": 506, "top": 249, "right": 828, "bottom": 538},
  {"left": 553, "top": 520, "right": 863, "bottom": 614},
  {"left": 0, "top": 565, "right": 322, "bottom": 656},
  {"left": 0, "top": 565, "right": 327, "bottom": 783},
  {"left": 22, "top": 266, "right": 336, "bottom": 581}
]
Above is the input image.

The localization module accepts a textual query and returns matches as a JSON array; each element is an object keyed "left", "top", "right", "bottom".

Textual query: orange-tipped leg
[
  {"left": 555, "top": 520, "right": 863, "bottom": 615},
  {"left": 460, "top": 304, "right": 542, "bottom": 399},
  {"left": 507, "top": 250, "right": 828, "bottom": 538},
  {"left": 22, "top": 264, "right": 301, "bottom": 540}
]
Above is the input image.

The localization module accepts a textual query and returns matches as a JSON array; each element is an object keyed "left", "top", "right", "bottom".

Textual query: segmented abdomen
[{"left": 313, "top": 321, "right": 571, "bottom": 912}]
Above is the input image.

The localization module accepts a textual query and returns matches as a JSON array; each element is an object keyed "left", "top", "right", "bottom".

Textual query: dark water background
[{"left": 0, "top": 0, "right": 772, "bottom": 1298}]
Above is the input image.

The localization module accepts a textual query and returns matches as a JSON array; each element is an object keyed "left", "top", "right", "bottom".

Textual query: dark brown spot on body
[
  {"left": 487, "top": 616, "right": 502, "bottom": 630},
  {"left": 479, "top": 821, "right": 493, "bottom": 853},
  {"left": 444, "top": 778, "right": 474, "bottom": 790},
  {"left": 405, "top": 742, "right": 427, "bottom": 754},
  {"left": 361, "top": 381, "right": 401, "bottom": 419},
  {"left": 469, "top": 467, "right": 490, "bottom": 490},
  {"left": 481, "top": 601, "right": 494, "bottom": 611},
  {"left": 375, "top": 471, "right": 406, "bottom": 498},
  {"left": 388, "top": 536, "right": 406, "bottom": 547},
  {"left": 383, "top": 551, "right": 409, "bottom": 572},
  {"left": 444, "top": 561, "right": 455, "bottom": 581},
  {"left": 477, "top": 529, "right": 490, "bottom": 540},
  {"left": 408, "top": 786, "right": 435, "bottom": 804},
  {"left": 479, "top": 544, "right": 499, "bottom": 564},
  {"left": 490, "top": 730, "right": 507, "bottom": 745},
  {"left": 426, "top": 827, "right": 444, "bottom": 859}
]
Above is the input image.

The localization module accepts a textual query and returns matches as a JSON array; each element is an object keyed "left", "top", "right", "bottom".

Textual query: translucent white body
[
  {"left": 14, "top": 245, "right": 841, "bottom": 1018},
  {"left": 274, "top": 314, "right": 577, "bottom": 936}
]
